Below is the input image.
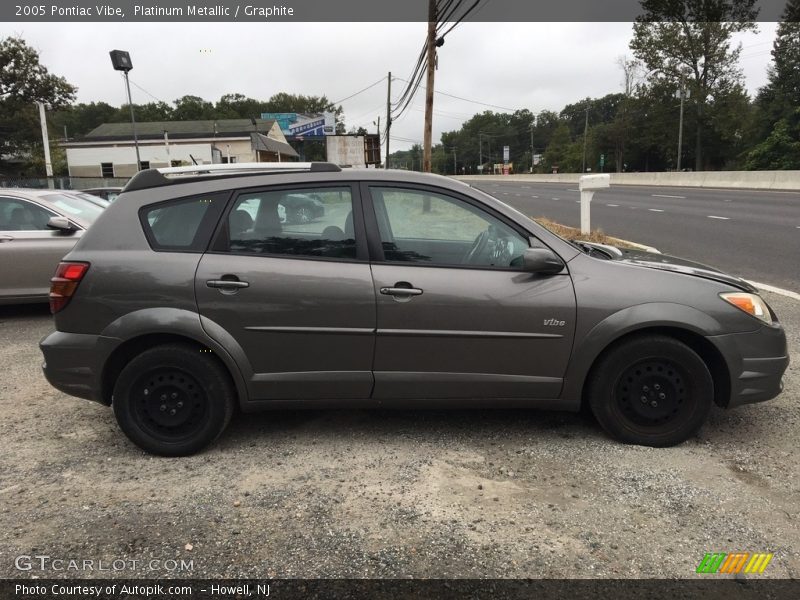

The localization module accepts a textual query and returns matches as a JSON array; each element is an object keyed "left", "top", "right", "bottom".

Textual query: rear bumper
[
  {"left": 40, "top": 331, "right": 117, "bottom": 404},
  {"left": 709, "top": 325, "right": 789, "bottom": 408}
]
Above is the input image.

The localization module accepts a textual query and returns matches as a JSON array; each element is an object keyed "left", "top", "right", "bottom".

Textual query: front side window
[
  {"left": 370, "top": 187, "right": 528, "bottom": 268},
  {"left": 0, "top": 197, "right": 56, "bottom": 231},
  {"left": 224, "top": 187, "right": 356, "bottom": 260}
]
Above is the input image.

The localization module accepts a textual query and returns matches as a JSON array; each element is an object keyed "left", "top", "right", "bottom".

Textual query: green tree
[
  {"left": 0, "top": 36, "right": 76, "bottom": 173},
  {"left": 744, "top": 118, "right": 800, "bottom": 169},
  {"left": 748, "top": 0, "right": 800, "bottom": 168},
  {"left": 215, "top": 93, "right": 269, "bottom": 119},
  {"left": 172, "top": 95, "right": 215, "bottom": 120},
  {"left": 630, "top": 0, "right": 758, "bottom": 170}
]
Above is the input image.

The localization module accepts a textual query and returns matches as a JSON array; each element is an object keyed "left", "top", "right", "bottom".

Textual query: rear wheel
[
  {"left": 587, "top": 335, "right": 713, "bottom": 447},
  {"left": 112, "top": 344, "right": 235, "bottom": 456}
]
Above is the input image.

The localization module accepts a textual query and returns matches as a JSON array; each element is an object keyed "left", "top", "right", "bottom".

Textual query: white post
[
  {"left": 226, "top": 144, "right": 231, "bottom": 164},
  {"left": 37, "top": 102, "right": 54, "bottom": 187},
  {"left": 578, "top": 174, "right": 610, "bottom": 235},
  {"left": 580, "top": 190, "right": 595, "bottom": 234}
]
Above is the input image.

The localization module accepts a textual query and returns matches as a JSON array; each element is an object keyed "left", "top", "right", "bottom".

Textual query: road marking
[
  {"left": 652, "top": 194, "right": 686, "bottom": 199},
  {"left": 648, "top": 208, "right": 664, "bottom": 212},
  {"left": 567, "top": 188, "right": 579, "bottom": 192},
  {"left": 522, "top": 186, "right": 531, "bottom": 189},
  {"left": 531, "top": 195, "right": 539, "bottom": 198},
  {"left": 746, "top": 281, "right": 800, "bottom": 301},
  {"left": 707, "top": 215, "right": 730, "bottom": 220},
  {"left": 606, "top": 204, "right": 619, "bottom": 207},
  {"left": 552, "top": 197, "right": 560, "bottom": 200}
]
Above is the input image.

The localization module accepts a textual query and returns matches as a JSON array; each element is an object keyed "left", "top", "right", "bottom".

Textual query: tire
[
  {"left": 112, "top": 344, "right": 235, "bottom": 456},
  {"left": 292, "top": 206, "right": 312, "bottom": 224},
  {"left": 587, "top": 335, "right": 713, "bottom": 447}
]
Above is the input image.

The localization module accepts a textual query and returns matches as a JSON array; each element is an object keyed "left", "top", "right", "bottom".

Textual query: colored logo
[{"left": 697, "top": 552, "right": 773, "bottom": 574}]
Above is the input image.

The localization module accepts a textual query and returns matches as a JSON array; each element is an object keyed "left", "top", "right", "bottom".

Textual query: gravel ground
[{"left": 0, "top": 291, "right": 797, "bottom": 580}]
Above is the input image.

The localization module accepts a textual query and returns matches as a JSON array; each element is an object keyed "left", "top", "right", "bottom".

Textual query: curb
[{"left": 607, "top": 237, "right": 661, "bottom": 254}]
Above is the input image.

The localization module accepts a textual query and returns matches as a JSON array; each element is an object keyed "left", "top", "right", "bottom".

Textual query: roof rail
[
  {"left": 123, "top": 161, "right": 342, "bottom": 192},
  {"left": 156, "top": 162, "right": 340, "bottom": 176}
]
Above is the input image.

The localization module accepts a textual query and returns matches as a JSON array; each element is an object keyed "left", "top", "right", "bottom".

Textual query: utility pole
[
  {"left": 581, "top": 107, "right": 589, "bottom": 173},
  {"left": 422, "top": 0, "right": 437, "bottom": 173},
  {"left": 36, "top": 102, "right": 53, "bottom": 186},
  {"left": 385, "top": 71, "right": 392, "bottom": 169},
  {"left": 479, "top": 135, "right": 482, "bottom": 171},
  {"left": 676, "top": 77, "right": 687, "bottom": 172},
  {"left": 453, "top": 148, "right": 457, "bottom": 175},
  {"left": 530, "top": 122, "right": 534, "bottom": 173}
]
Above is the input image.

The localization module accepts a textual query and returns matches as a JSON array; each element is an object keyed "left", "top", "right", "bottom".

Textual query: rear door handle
[{"left": 206, "top": 279, "right": 249, "bottom": 290}]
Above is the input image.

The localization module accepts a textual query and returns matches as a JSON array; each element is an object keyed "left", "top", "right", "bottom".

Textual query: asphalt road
[{"left": 468, "top": 180, "right": 800, "bottom": 291}]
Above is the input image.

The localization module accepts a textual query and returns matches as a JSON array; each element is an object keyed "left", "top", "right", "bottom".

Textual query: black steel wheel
[
  {"left": 292, "top": 206, "right": 313, "bottom": 224},
  {"left": 588, "top": 335, "right": 713, "bottom": 447},
  {"left": 112, "top": 344, "right": 235, "bottom": 456}
]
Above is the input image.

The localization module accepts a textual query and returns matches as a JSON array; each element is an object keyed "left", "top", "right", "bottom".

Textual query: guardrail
[{"left": 456, "top": 170, "right": 800, "bottom": 191}]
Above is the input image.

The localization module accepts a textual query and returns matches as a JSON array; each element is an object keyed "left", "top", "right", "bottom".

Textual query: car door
[
  {"left": 0, "top": 196, "right": 80, "bottom": 301},
  {"left": 195, "top": 184, "right": 376, "bottom": 401},
  {"left": 363, "top": 184, "right": 576, "bottom": 401}
]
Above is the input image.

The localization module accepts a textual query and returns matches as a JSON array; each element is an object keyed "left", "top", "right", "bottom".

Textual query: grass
[{"left": 533, "top": 217, "right": 641, "bottom": 249}]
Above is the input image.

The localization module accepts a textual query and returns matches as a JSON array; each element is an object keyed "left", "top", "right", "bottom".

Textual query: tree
[
  {"left": 630, "top": 0, "right": 758, "bottom": 170},
  {"left": 748, "top": 0, "right": 800, "bottom": 168},
  {"left": 0, "top": 36, "right": 76, "bottom": 173},
  {"left": 744, "top": 118, "right": 800, "bottom": 170},
  {"left": 172, "top": 95, "right": 215, "bottom": 121}
]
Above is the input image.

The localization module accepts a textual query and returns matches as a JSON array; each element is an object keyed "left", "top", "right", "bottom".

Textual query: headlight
[{"left": 720, "top": 292, "right": 772, "bottom": 323}]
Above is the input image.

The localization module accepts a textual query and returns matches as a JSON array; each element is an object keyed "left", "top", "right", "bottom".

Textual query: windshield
[{"left": 43, "top": 193, "right": 104, "bottom": 224}]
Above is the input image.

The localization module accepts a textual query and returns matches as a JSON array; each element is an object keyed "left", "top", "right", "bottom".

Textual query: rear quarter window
[{"left": 140, "top": 193, "right": 227, "bottom": 252}]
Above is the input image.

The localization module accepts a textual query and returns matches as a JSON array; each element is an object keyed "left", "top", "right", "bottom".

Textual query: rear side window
[
  {"left": 140, "top": 193, "right": 227, "bottom": 252},
  {"left": 221, "top": 187, "right": 357, "bottom": 260}
]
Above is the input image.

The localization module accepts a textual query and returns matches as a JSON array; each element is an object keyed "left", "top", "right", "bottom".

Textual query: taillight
[{"left": 49, "top": 262, "right": 89, "bottom": 314}]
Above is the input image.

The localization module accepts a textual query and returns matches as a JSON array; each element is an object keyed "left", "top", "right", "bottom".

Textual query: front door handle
[
  {"left": 380, "top": 282, "right": 423, "bottom": 297},
  {"left": 0, "top": 235, "right": 13, "bottom": 243},
  {"left": 206, "top": 279, "right": 249, "bottom": 290}
]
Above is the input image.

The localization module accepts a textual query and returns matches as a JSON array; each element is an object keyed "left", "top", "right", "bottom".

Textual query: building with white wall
[{"left": 63, "top": 119, "right": 299, "bottom": 178}]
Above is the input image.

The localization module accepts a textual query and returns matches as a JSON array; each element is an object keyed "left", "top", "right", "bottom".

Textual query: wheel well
[
  {"left": 580, "top": 326, "right": 731, "bottom": 410},
  {"left": 101, "top": 334, "right": 235, "bottom": 406}
]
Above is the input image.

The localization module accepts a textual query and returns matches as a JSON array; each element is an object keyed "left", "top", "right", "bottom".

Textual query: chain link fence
[{"left": 0, "top": 177, "right": 129, "bottom": 190}]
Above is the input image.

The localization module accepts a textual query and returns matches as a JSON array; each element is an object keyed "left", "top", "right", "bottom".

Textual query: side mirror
[
  {"left": 522, "top": 248, "right": 565, "bottom": 274},
  {"left": 46, "top": 216, "right": 77, "bottom": 233}
]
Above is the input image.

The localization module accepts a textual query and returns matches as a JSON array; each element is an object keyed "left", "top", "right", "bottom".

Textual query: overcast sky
[{"left": 0, "top": 22, "right": 778, "bottom": 150}]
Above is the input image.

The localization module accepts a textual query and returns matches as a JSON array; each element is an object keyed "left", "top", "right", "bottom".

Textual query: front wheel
[
  {"left": 587, "top": 335, "right": 713, "bottom": 447},
  {"left": 112, "top": 344, "right": 235, "bottom": 456}
]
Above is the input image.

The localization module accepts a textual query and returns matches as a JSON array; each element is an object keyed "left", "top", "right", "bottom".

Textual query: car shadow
[
  {"left": 0, "top": 303, "right": 52, "bottom": 319},
  {"left": 218, "top": 407, "right": 603, "bottom": 449}
]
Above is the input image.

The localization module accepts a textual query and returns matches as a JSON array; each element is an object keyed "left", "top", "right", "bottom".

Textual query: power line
[
  {"left": 394, "top": 77, "right": 517, "bottom": 111},
  {"left": 127, "top": 77, "right": 168, "bottom": 105},
  {"left": 329, "top": 76, "right": 387, "bottom": 106}
]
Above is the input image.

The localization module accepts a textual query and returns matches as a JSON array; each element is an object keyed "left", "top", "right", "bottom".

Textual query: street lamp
[{"left": 109, "top": 50, "right": 141, "bottom": 172}]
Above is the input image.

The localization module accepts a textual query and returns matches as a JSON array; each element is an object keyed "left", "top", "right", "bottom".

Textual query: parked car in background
[
  {"left": 39, "top": 163, "right": 788, "bottom": 456},
  {"left": 0, "top": 188, "right": 103, "bottom": 304},
  {"left": 81, "top": 187, "right": 123, "bottom": 203},
  {"left": 280, "top": 192, "right": 325, "bottom": 224},
  {"left": 68, "top": 191, "right": 111, "bottom": 208}
]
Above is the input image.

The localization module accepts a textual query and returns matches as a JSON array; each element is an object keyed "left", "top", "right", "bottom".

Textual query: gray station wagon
[{"left": 39, "top": 163, "right": 789, "bottom": 455}]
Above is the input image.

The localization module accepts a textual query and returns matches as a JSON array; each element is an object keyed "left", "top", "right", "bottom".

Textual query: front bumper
[
  {"left": 40, "top": 331, "right": 117, "bottom": 404},
  {"left": 709, "top": 324, "right": 789, "bottom": 408}
]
